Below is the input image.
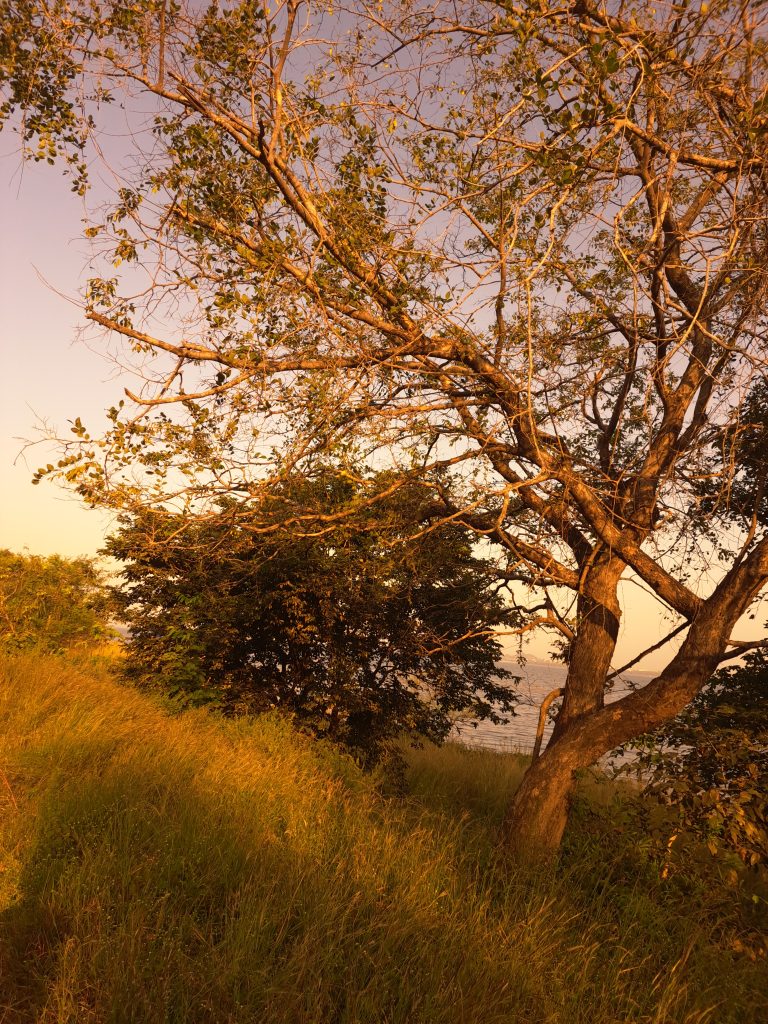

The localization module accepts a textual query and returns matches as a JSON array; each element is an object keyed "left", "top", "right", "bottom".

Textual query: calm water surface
[{"left": 452, "top": 661, "right": 656, "bottom": 754}]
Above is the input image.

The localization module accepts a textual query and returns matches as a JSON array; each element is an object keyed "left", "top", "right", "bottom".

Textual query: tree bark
[
  {"left": 503, "top": 738, "right": 585, "bottom": 854},
  {"left": 549, "top": 554, "right": 625, "bottom": 742},
  {"left": 503, "top": 554, "right": 625, "bottom": 855}
]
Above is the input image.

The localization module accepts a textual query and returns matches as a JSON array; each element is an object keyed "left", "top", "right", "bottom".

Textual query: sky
[
  {"left": 2, "top": 140, "right": 764, "bottom": 671},
  {"left": 1, "top": 153, "right": 118, "bottom": 559}
]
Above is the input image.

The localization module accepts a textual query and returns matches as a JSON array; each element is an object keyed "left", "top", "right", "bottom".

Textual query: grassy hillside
[{"left": 1, "top": 653, "right": 765, "bottom": 1024}]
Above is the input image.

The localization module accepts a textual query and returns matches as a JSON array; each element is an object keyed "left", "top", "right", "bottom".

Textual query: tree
[
  {"left": 106, "top": 472, "right": 518, "bottom": 763},
  {"left": 2, "top": 0, "right": 768, "bottom": 852},
  {"left": 0, "top": 549, "right": 111, "bottom": 653}
]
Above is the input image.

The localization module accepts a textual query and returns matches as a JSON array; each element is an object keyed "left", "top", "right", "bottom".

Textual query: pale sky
[
  {"left": 2, "top": 148, "right": 763, "bottom": 671},
  {"left": 1, "top": 154, "right": 119, "bottom": 559}
]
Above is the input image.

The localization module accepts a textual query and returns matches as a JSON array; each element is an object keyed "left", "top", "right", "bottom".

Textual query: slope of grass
[{"left": 0, "top": 652, "right": 765, "bottom": 1024}]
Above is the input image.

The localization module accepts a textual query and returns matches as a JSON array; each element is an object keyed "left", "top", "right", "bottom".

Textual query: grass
[{"left": 1, "top": 652, "right": 766, "bottom": 1024}]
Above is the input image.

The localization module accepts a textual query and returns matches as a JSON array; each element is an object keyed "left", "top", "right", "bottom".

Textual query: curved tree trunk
[
  {"left": 501, "top": 554, "right": 626, "bottom": 853},
  {"left": 549, "top": 557, "right": 625, "bottom": 739},
  {"left": 503, "top": 538, "right": 768, "bottom": 858},
  {"left": 503, "top": 740, "right": 584, "bottom": 853}
]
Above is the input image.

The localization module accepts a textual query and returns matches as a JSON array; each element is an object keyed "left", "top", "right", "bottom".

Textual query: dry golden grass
[{"left": 1, "top": 652, "right": 765, "bottom": 1023}]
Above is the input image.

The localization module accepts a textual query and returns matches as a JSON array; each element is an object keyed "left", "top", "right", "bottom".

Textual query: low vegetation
[
  {"left": 1, "top": 652, "right": 766, "bottom": 1024},
  {"left": 0, "top": 550, "right": 111, "bottom": 654},
  {"left": 626, "top": 648, "right": 768, "bottom": 868}
]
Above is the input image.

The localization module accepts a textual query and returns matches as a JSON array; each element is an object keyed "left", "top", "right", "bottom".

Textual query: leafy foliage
[
  {"left": 0, "top": 549, "right": 111, "bottom": 653},
  {"left": 106, "top": 473, "right": 519, "bottom": 762},
  {"left": 626, "top": 648, "right": 768, "bottom": 867}
]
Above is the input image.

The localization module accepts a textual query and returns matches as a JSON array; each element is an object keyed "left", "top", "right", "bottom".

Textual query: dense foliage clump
[
  {"left": 626, "top": 648, "right": 768, "bottom": 867},
  {"left": 107, "top": 473, "right": 519, "bottom": 762},
  {"left": 0, "top": 549, "right": 111, "bottom": 653}
]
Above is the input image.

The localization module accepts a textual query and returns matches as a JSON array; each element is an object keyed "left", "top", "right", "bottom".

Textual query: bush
[
  {"left": 0, "top": 549, "right": 111, "bottom": 653},
  {"left": 623, "top": 649, "right": 768, "bottom": 868}
]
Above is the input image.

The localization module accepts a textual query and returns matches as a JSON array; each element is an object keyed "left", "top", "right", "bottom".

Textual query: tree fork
[{"left": 505, "top": 539, "right": 768, "bottom": 856}]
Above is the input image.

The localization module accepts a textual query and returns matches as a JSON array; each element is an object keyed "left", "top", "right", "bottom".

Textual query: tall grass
[{"left": 1, "top": 652, "right": 765, "bottom": 1024}]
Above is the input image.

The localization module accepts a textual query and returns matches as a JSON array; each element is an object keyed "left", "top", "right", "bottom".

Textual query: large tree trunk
[
  {"left": 501, "top": 554, "right": 625, "bottom": 852},
  {"left": 503, "top": 740, "right": 584, "bottom": 853},
  {"left": 504, "top": 540, "right": 768, "bottom": 858},
  {"left": 549, "top": 555, "right": 625, "bottom": 742}
]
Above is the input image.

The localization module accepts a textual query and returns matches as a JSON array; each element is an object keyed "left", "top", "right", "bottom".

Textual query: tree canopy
[
  {"left": 3, "top": 0, "right": 767, "bottom": 851},
  {"left": 106, "top": 472, "right": 519, "bottom": 762}
]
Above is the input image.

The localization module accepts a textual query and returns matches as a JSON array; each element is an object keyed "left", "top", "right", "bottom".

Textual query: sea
[{"left": 451, "top": 660, "right": 656, "bottom": 754}]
